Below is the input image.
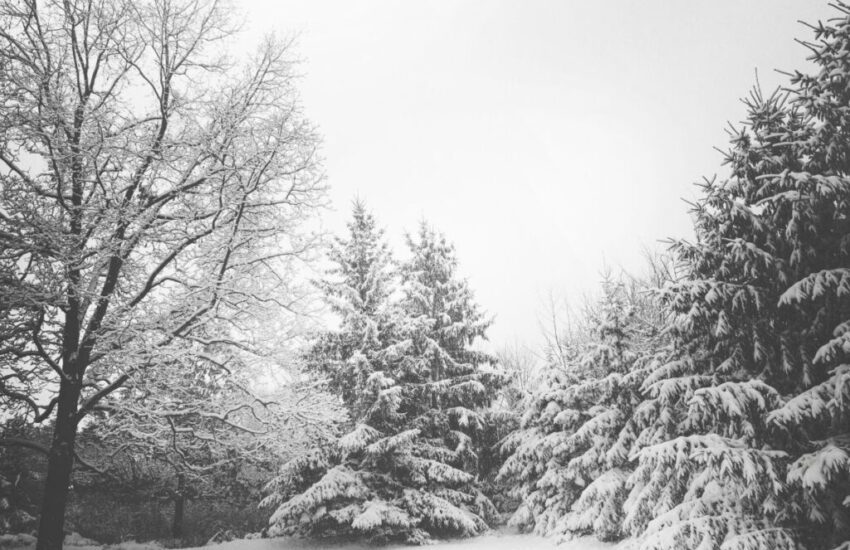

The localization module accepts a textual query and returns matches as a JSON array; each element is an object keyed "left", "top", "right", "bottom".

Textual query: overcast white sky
[{"left": 240, "top": 1, "right": 835, "bottom": 350}]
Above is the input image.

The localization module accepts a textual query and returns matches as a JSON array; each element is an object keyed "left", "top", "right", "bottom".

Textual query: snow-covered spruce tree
[
  {"left": 559, "top": 272, "right": 671, "bottom": 543},
  {"left": 498, "top": 272, "right": 668, "bottom": 542},
  {"left": 263, "top": 222, "right": 502, "bottom": 544},
  {"left": 495, "top": 356, "right": 585, "bottom": 537},
  {"left": 304, "top": 201, "right": 397, "bottom": 418},
  {"left": 483, "top": 343, "right": 540, "bottom": 514},
  {"left": 620, "top": 11, "right": 850, "bottom": 550},
  {"left": 394, "top": 223, "right": 506, "bottom": 521}
]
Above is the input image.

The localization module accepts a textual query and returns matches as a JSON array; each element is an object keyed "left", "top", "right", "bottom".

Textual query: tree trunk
[
  {"left": 36, "top": 379, "right": 81, "bottom": 550},
  {"left": 172, "top": 475, "right": 185, "bottom": 538}
]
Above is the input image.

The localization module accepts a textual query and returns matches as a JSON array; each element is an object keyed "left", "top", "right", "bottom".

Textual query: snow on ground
[
  {"left": 1, "top": 530, "right": 615, "bottom": 550},
  {"left": 194, "top": 532, "right": 614, "bottom": 550}
]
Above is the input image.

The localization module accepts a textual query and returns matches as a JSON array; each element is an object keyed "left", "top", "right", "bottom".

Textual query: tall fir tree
[
  {"left": 393, "top": 222, "right": 502, "bottom": 436},
  {"left": 498, "top": 272, "right": 668, "bottom": 542},
  {"left": 612, "top": 9, "right": 850, "bottom": 550},
  {"left": 304, "top": 201, "right": 396, "bottom": 417},
  {"left": 263, "top": 221, "right": 502, "bottom": 544},
  {"left": 559, "top": 273, "right": 670, "bottom": 543}
]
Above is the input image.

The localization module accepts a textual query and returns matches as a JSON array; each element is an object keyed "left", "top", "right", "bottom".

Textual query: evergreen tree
[
  {"left": 499, "top": 273, "right": 667, "bottom": 542},
  {"left": 305, "top": 201, "right": 396, "bottom": 417},
  {"left": 263, "top": 221, "right": 502, "bottom": 544},
  {"left": 560, "top": 274, "right": 670, "bottom": 542},
  {"left": 393, "top": 223, "right": 502, "bottom": 443},
  {"left": 616, "top": 9, "right": 850, "bottom": 549}
]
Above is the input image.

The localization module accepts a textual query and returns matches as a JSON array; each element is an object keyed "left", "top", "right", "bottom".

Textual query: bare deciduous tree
[
  {"left": 495, "top": 342, "right": 540, "bottom": 408},
  {"left": 537, "top": 289, "right": 586, "bottom": 373},
  {"left": 89, "top": 343, "right": 345, "bottom": 539},
  {"left": 0, "top": 1, "right": 325, "bottom": 547}
]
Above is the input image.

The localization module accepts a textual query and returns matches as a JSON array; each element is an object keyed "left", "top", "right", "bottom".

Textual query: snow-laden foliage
[
  {"left": 88, "top": 338, "right": 345, "bottom": 517},
  {"left": 0, "top": 1, "right": 327, "bottom": 544},
  {"left": 264, "top": 220, "right": 503, "bottom": 543},
  {"left": 617, "top": 8, "right": 850, "bottom": 549},
  {"left": 503, "top": 10, "right": 850, "bottom": 547},
  {"left": 498, "top": 273, "right": 669, "bottom": 542},
  {"left": 304, "top": 201, "right": 397, "bottom": 418}
]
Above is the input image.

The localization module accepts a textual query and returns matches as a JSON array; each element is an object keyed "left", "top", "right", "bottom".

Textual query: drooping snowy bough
[
  {"left": 498, "top": 273, "right": 670, "bottom": 543},
  {"left": 501, "top": 7, "right": 850, "bottom": 550}
]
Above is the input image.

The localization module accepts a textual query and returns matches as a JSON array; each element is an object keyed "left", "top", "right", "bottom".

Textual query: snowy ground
[{"left": 1, "top": 531, "right": 615, "bottom": 550}]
